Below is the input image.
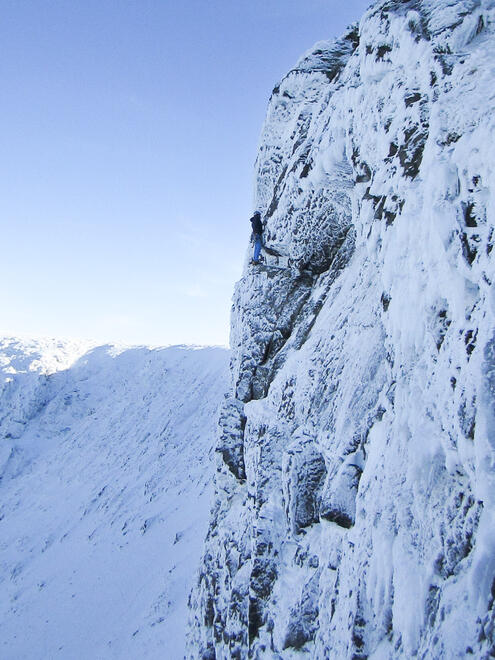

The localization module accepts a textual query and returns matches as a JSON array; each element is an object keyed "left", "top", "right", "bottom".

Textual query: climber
[{"left": 250, "top": 211, "right": 263, "bottom": 264}]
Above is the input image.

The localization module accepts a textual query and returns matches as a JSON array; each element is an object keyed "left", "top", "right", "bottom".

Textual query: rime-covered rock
[{"left": 189, "top": 0, "right": 495, "bottom": 658}]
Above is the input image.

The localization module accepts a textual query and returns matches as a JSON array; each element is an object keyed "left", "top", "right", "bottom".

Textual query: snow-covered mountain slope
[
  {"left": 0, "top": 337, "right": 229, "bottom": 659},
  {"left": 188, "top": 1, "right": 495, "bottom": 658}
]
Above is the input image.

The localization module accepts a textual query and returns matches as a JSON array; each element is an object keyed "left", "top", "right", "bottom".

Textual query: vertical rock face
[{"left": 189, "top": 1, "right": 495, "bottom": 657}]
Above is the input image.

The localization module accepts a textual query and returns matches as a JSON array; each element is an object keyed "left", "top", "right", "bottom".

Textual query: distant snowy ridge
[
  {"left": 189, "top": 1, "right": 495, "bottom": 658},
  {"left": 0, "top": 335, "right": 95, "bottom": 373},
  {"left": 0, "top": 337, "right": 229, "bottom": 659}
]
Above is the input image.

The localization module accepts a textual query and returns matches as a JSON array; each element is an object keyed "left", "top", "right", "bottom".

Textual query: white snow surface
[
  {"left": 0, "top": 337, "right": 229, "bottom": 659},
  {"left": 189, "top": 1, "right": 495, "bottom": 658}
]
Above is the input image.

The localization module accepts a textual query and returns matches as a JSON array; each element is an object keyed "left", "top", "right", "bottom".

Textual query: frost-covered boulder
[
  {"left": 320, "top": 453, "right": 363, "bottom": 529},
  {"left": 283, "top": 434, "right": 327, "bottom": 534}
]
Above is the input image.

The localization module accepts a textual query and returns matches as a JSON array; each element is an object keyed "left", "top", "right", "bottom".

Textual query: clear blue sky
[{"left": 1, "top": 0, "right": 370, "bottom": 347}]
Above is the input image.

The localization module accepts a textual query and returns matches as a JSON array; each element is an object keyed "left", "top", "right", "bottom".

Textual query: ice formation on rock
[{"left": 188, "top": 1, "right": 495, "bottom": 657}]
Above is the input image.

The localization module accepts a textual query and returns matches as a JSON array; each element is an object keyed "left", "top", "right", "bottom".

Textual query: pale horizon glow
[{"left": 1, "top": 0, "right": 371, "bottom": 347}]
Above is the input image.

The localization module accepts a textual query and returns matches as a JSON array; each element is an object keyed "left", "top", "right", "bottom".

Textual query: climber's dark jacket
[{"left": 250, "top": 213, "right": 263, "bottom": 235}]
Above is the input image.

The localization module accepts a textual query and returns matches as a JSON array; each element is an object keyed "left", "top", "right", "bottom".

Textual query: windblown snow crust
[
  {"left": 188, "top": 1, "right": 495, "bottom": 658},
  {"left": 0, "top": 337, "right": 229, "bottom": 659}
]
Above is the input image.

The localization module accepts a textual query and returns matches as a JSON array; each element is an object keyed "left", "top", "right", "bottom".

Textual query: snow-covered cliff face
[
  {"left": 189, "top": 1, "right": 495, "bottom": 658},
  {"left": 0, "top": 338, "right": 229, "bottom": 659}
]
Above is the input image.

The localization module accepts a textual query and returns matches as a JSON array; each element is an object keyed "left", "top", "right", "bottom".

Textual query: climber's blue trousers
[{"left": 253, "top": 234, "right": 262, "bottom": 262}]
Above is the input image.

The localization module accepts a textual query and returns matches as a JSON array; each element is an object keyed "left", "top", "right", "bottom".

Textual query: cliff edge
[{"left": 188, "top": 1, "right": 495, "bottom": 658}]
